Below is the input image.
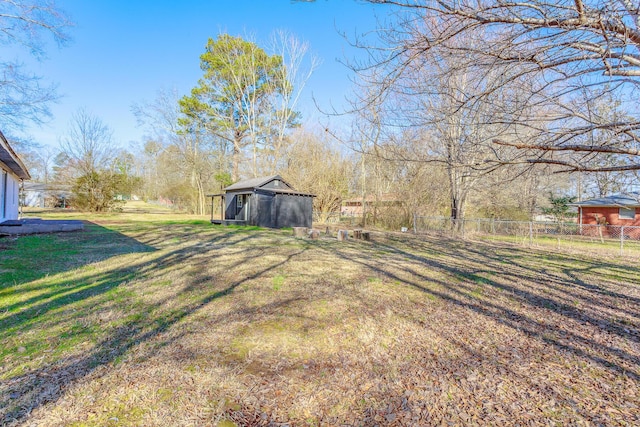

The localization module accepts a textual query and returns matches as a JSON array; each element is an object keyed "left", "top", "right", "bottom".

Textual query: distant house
[
  {"left": 572, "top": 192, "right": 640, "bottom": 227},
  {"left": 341, "top": 194, "right": 401, "bottom": 216},
  {"left": 208, "top": 175, "right": 314, "bottom": 228},
  {"left": 571, "top": 193, "right": 640, "bottom": 239},
  {"left": 23, "top": 182, "right": 73, "bottom": 208},
  {"left": 0, "top": 131, "right": 30, "bottom": 222}
]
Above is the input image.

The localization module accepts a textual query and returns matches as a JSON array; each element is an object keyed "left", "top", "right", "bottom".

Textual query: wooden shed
[{"left": 208, "top": 175, "right": 314, "bottom": 228}]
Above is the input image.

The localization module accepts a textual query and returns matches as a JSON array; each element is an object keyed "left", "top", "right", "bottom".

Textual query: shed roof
[
  {"left": 571, "top": 192, "right": 640, "bottom": 208},
  {"left": 254, "top": 187, "right": 315, "bottom": 197},
  {"left": 224, "top": 175, "right": 291, "bottom": 192},
  {"left": 0, "top": 131, "right": 30, "bottom": 180}
]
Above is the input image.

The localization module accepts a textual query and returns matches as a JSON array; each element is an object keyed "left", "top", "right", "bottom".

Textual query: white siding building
[{"left": 0, "top": 131, "right": 30, "bottom": 222}]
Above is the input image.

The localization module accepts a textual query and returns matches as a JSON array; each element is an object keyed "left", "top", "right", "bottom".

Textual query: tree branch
[{"left": 493, "top": 139, "right": 640, "bottom": 156}]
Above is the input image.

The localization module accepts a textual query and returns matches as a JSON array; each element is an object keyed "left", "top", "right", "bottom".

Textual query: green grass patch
[{"left": 272, "top": 274, "right": 285, "bottom": 291}]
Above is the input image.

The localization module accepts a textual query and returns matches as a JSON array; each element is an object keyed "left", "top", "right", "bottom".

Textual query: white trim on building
[{"left": 0, "top": 131, "right": 31, "bottom": 222}]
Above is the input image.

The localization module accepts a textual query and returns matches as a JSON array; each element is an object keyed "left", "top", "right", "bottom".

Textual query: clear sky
[{"left": 19, "top": 0, "right": 387, "bottom": 150}]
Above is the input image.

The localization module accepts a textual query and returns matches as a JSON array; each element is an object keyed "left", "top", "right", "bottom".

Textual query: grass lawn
[
  {"left": 1, "top": 203, "right": 639, "bottom": 426},
  {"left": 477, "top": 232, "right": 640, "bottom": 258}
]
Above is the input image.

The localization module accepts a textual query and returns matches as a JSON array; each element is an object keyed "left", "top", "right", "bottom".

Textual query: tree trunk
[
  {"left": 448, "top": 163, "right": 468, "bottom": 232},
  {"left": 361, "top": 154, "right": 367, "bottom": 228},
  {"left": 194, "top": 174, "right": 205, "bottom": 216},
  {"left": 233, "top": 131, "right": 242, "bottom": 183}
]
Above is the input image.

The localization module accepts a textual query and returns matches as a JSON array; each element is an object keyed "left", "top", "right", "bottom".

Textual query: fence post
[
  {"left": 413, "top": 213, "right": 417, "bottom": 234},
  {"left": 529, "top": 221, "right": 533, "bottom": 246},
  {"left": 620, "top": 226, "right": 624, "bottom": 256}
]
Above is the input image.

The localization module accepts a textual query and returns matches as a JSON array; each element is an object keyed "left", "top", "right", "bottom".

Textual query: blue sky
[{"left": 19, "top": 0, "right": 388, "bottom": 150}]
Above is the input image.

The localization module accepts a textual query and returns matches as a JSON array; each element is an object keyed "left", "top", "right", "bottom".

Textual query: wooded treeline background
[{"left": 6, "top": 1, "right": 640, "bottom": 227}]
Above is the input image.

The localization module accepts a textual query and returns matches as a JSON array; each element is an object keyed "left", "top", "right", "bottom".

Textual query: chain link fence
[{"left": 413, "top": 216, "right": 640, "bottom": 257}]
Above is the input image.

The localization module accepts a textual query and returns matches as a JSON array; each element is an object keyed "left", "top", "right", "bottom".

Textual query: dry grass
[{"left": 1, "top": 204, "right": 639, "bottom": 426}]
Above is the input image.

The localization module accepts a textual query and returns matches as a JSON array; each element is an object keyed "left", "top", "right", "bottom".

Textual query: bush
[{"left": 71, "top": 171, "right": 126, "bottom": 212}]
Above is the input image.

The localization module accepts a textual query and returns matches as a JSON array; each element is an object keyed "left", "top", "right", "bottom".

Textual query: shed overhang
[{"left": 255, "top": 187, "right": 315, "bottom": 197}]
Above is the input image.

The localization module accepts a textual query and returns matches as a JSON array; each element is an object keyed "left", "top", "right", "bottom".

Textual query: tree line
[{"left": 5, "top": 0, "right": 640, "bottom": 226}]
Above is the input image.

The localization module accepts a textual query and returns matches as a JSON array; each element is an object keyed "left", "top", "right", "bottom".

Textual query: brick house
[
  {"left": 341, "top": 194, "right": 401, "bottom": 216},
  {"left": 573, "top": 192, "right": 640, "bottom": 226},
  {"left": 572, "top": 192, "right": 640, "bottom": 239}
]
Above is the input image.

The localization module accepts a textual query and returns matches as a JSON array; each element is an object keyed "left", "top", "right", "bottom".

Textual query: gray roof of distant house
[
  {"left": 23, "top": 182, "right": 72, "bottom": 195},
  {"left": 571, "top": 192, "right": 640, "bottom": 207}
]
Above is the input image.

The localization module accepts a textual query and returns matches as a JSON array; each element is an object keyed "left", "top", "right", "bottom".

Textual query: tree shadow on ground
[
  {"left": 3, "top": 226, "right": 639, "bottom": 425},
  {"left": 0, "top": 224, "right": 308, "bottom": 426},
  {"left": 0, "top": 222, "right": 156, "bottom": 335},
  {"left": 329, "top": 234, "right": 639, "bottom": 381},
  {"left": 0, "top": 221, "right": 155, "bottom": 285}
]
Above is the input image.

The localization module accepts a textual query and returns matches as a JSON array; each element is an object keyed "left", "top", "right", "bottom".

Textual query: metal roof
[
  {"left": 23, "top": 182, "right": 72, "bottom": 194},
  {"left": 254, "top": 187, "right": 315, "bottom": 197},
  {"left": 0, "top": 131, "right": 30, "bottom": 180},
  {"left": 224, "top": 175, "right": 291, "bottom": 191},
  {"left": 213, "top": 175, "right": 314, "bottom": 197},
  {"left": 207, "top": 188, "right": 315, "bottom": 198},
  {"left": 571, "top": 192, "right": 640, "bottom": 208}
]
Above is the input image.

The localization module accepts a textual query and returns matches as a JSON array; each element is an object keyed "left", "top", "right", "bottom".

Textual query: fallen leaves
[{"left": 2, "top": 223, "right": 639, "bottom": 426}]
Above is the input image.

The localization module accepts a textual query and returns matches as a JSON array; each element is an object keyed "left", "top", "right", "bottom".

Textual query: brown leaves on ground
[{"left": 2, "top": 222, "right": 639, "bottom": 426}]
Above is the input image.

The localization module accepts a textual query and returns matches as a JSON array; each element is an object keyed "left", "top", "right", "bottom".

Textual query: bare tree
[
  {"left": 348, "top": 25, "right": 536, "bottom": 223},
  {"left": 133, "top": 89, "right": 224, "bottom": 215},
  {"left": 60, "top": 108, "right": 113, "bottom": 176},
  {"left": 261, "top": 30, "right": 320, "bottom": 174},
  {"left": 4, "top": 136, "right": 58, "bottom": 182},
  {"left": 28, "top": 144, "right": 58, "bottom": 183},
  {"left": 58, "top": 110, "right": 142, "bottom": 212},
  {"left": 0, "top": 0, "right": 72, "bottom": 130},
  {"left": 359, "top": 0, "right": 640, "bottom": 172},
  {"left": 566, "top": 87, "right": 639, "bottom": 195},
  {"left": 282, "top": 127, "right": 352, "bottom": 222},
  {"left": 346, "top": 82, "right": 386, "bottom": 227}
]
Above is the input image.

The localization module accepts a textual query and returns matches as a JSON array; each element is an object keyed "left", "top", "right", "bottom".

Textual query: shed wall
[
  {"left": 275, "top": 194, "right": 313, "bottom": 228},
  {"left": 255, "top": 193, "right": 275, "bottom": 228},
  {"left": 224, "top": 193, "right": 236, "bottom": 220},
  {"left": 217, "top": 184, "right": 314, "bottom": 228}
]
